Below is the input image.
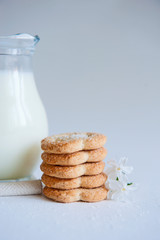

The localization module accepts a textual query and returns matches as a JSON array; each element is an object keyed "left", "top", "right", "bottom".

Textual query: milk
[{"left": 0, "top": 70, "right": 48, "bottom": 179}]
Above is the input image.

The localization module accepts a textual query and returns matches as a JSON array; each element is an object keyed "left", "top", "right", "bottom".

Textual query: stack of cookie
[{"left": 40, "top": 132, "right": 108, "bottom": 203}]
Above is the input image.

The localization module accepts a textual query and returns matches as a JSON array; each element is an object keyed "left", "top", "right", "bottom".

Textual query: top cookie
[{"left": 41, "top": 132, "right": 107, "bottom": 154}]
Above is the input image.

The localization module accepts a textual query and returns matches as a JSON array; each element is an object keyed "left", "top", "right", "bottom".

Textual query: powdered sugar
[{"left": 49, "top": 133, "right": 95, "bottom": 143}]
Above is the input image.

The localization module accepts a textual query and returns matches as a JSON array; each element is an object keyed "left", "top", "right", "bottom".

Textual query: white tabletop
[{"left": 0, "top": 174, "right": 159, "bottom": 240}]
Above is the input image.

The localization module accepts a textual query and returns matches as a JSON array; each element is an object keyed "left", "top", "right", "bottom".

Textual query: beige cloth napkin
[{"left": 0, "top": 179, "right": 42, "bottom": 196}]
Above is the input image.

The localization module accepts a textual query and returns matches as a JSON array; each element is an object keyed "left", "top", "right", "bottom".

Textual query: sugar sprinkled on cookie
[
  {"left": 49, "top": 133, "right": 95, "bottom": 143},
  {"left": 41, "top": 132, "right": 106, "bottom": 154}
]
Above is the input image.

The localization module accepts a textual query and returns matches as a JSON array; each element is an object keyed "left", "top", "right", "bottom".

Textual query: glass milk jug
[{"left": 0, "top": 33, "right": 48, "bottom": 179}]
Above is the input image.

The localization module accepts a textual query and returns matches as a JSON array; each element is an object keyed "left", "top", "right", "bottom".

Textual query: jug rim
[{"left": 0, "top": 33, "right": 40, "bottom": 55}]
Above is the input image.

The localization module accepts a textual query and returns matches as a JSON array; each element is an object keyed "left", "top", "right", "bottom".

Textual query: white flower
[
  {"left": 107, "top": 176, "right": 136, "bottom": 201},
  {"left": 105, "top": 157, "right": 136, "bottom": 201},
  {"left": 105, "top": 157, "right": 133, "bottom": 180}
]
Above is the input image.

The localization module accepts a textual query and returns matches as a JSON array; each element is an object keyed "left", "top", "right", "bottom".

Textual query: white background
[{"left": 0, "top": 1, "right": 160, "bottom": 240}]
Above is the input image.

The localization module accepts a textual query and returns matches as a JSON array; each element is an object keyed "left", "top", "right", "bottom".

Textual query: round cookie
[
  {"left": 43, "top": 186, "right": 108, "bottom": 203},
  {"left": 41, "top": 132, "right": 106, "bottom": 154},
  {"left": 40, "top": 161, "right": 105, "bottom": 179},
  {"left": 42, "top": 173, "right": 107, "bottom": 189},
  {"left": 41, "top": 147, "right": 107, "bottom": 166}
]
